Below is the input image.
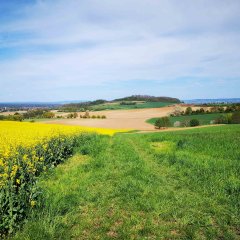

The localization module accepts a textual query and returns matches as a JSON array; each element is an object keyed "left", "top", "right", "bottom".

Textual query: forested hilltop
[
  {"left": 60, "top": 95, "right": 180, "bottom": 112},
  {"left": 114, "top": 95, "right": 181, "bottom": 103}
]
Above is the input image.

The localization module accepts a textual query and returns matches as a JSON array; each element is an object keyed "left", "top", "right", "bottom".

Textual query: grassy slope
[
  {"left": 13, "top": 125, "right": 240, "bottom": 239},
  {"left": 90, "top": 102, "right": 175, "bottom": 111},
  {"left": 147, "top": 113, "right": 226, "bottom": 126}
]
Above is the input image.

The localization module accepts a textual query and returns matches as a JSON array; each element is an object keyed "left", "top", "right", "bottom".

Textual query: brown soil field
[
  {"left": 1, "top": 105, "right": 212, "bottom": 131},
  {"left": 46, "top": 105, "right": 200, "bottom": 130},
  {"left": 0, "top": 111, "right": 27, "bottom": 116}
]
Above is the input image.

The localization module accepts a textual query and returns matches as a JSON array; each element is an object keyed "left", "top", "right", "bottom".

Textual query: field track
[{"left": 135, "top": 124, "right": 225, "bottom": 133}]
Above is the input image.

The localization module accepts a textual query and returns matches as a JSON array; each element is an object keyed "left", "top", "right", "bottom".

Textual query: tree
[
  {"left": 171, "top": 106, "right": 182, "bottom": 116},
  {"left": 154, "top": 117, "right": 170, "bottom": 129},
  {"left": 185, "top": 107, "right": 192, "bottom": 115},
  {"left": 43, "top": 112, "right": 55, "bottom": 118},
  {"left": 190, "top": 119, "right": 200, "bottom": 127},
  {"left": 67, "top": 113, "right": 74, "bottom": 118},
  {"left": 84, "top": 111, "right": 90, "bottom": 118}
]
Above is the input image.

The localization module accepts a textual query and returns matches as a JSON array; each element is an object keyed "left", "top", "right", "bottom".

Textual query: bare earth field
[
  {"left": 1, "top": 105, "right": 211, "bottom": 131},
  {"left": 47, "top": 106, "right": 179, "bottom": 130}
]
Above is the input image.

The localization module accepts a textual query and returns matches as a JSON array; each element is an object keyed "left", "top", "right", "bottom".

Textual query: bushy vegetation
[
  {"left": 154, "top": 117, "right": 170, "bottom": 129},
  {"left": 0, "top": 114, "right": 24, "bottom": 122},
  {"left": 11, "top": 125, "right": 240, "bottom": 239},
  {"left": 0, "top": 109, "right": 56, "bottom": 122},
  {"left": 189, "top": 119, "right": 200, "bottom": 127},
  {"left": 114, "top": 95, "right": 180, "bottom": 103},
  {"left": 66, "top": 112, "right": 78, "bottom": 118},
  {"left": 184, "top": 104, "right": 240, "bottom": 116},
  {"left": 232, "top": 111, "right": 240, "bottom": 124},
  {"left": 148, "top": 112, "right": 240, "bottom": 128},
  {"left": 23, "top": 109, "right": 55, "bottom": 119},
  {"left": 120, "top": 101, "right": 136, "bottom": 105},
  {"left": 60, "top": 99, "right": 107, "bottom": 112}
]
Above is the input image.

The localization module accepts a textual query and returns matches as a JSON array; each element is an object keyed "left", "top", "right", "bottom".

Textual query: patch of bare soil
[
  {"left": 45, "top": 105, "right": 210, "bottom": 131},
  {"left": 45, "top": 106, "right": 176, "bottom": 130}
]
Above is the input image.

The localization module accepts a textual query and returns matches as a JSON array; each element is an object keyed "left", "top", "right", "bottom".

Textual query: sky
[{"left": 0, "top": 0, "right": 240, "bottom": 102}]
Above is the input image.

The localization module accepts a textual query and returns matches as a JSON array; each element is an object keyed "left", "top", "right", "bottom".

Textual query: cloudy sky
[{"left": 0, "top": 0, "right": 240, "bottom": 102}]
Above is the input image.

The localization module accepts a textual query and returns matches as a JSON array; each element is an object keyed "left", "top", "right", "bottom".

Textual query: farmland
[
  {"left": 88, "top": 101, "right": 176, "bottom": 111},
  {"left": 8, "top": 125, "right": 240, "bottom": 239}
]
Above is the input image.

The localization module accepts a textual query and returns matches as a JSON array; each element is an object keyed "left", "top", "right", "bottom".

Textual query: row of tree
[
  {"left": 184, "top": 105, "right": 240, "bottom": 116},
  {"left": 154, "top": 112, "right": 240, "bottom": 129},
  {"left": 0, "top": 109, "right": 56, "bottom": 122},
  {"left": 66, "top": 112, "right": 106, "bottom": 119}
]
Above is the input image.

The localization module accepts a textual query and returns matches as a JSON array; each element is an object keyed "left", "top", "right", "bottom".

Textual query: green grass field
[
  {"left": 13, "top": 125, "right": 240, "bottom": 239},
  {"left": 90, "top": 101, "right": 175, "bottom": 111},
  {"left": 147, "top": 113, "right": 226, "bottom": 127}
]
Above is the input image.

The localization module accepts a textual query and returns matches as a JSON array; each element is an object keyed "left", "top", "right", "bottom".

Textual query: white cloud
[{"left": 0, "top": 0, "right": 240, "bottom": 101}]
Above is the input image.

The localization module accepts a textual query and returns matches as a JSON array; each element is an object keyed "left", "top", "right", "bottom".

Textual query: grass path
[{"left": 13, "top": 127, "right": 240, "bottom": 239}]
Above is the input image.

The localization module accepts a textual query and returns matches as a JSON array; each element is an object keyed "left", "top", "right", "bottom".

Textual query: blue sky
[{"left": 0, "top": 0, "right": 240, "bottom": 102}]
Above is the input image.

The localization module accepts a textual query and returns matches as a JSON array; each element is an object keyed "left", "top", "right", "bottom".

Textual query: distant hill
[
  {"left": 114, "top": 95, "right": 181, "bottom": 103},
  {"left": 59, "top": 95, "right": 180, "bottom": 112}
]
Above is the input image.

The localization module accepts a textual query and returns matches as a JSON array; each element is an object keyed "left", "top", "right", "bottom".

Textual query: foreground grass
[
  {"left": 13, "top": 125, "right": 240, "bottom": 239},
  {"left": 147, "top": 113, "right": 226, "bottom": 127}
]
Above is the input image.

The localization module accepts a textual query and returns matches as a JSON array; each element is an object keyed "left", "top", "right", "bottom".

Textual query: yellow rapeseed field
[
  {"left": 1, "top": 121, "right": 127, "bottom": 234},
  {"left": 0, "top": 121, "right": 124, "bottom": 157}
]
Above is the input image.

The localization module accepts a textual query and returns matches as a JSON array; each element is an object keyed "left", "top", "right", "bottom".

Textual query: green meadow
[
  {"left": 147, "top": 113, "right": 226, "bottom": 127},
  {"left": 13, "top": 125, "right": 240, "bottom": 239},
  {"left": 89, "top": 101, "right": 175, "bottom": 111}
]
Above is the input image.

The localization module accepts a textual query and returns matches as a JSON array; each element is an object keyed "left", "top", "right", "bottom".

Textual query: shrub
[
  {"left": 43, "top": 112, "right": 55, "bottom": 118},
  {"left": 218, "top": 107, "right": 225, "bottom": 113},
  {"left": 73, "top": 112, "right": 78, "bottom": 118},
  {"left": 91, "top": 115, "right": 96, "bottom": 119},
  {"left": 101, "top": 115, "right": 106, "bottom": 119},
  {"left": 173, "top": 121, "right": 181, "bottom": 127},
  {"left": 189, "top": 119, "right": 200, "bottom": 127},
  {"left": 232, "top": 112, "right": 240, "bottom": 124},
  {"left": 154, "top": 117, "right": 170, "bottom": 129},
  {"left": 185, "top": 107, "right": 192, "bottom": 115},
  {"left": 84, "top": 111, "right": 90, "bottom": 118},
  {"left": 215, "top": 114, "right": 232, "bottom": 124},
  {"left": 67, "top": 113, "right": 74, "bottom": 118},
  {"left": 181, "top": 120, "right": 190, "bottom": 127}
]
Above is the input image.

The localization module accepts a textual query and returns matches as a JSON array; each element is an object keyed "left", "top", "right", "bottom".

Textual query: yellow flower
[
  {"left": 16, "top": 179, "right": 20, "bottom": 185},
  {"left": 30, "top": 200, "right": 36, "bottom": 207}
]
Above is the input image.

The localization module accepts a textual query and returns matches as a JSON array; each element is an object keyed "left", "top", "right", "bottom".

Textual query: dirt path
[{"left": 134, "top": 124, "right": 225, "bottom": 133}]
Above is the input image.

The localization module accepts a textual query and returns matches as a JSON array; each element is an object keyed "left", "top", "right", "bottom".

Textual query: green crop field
[
  {"left": 13, "top": 125, "right": 240, "bottom": 239},
  {"left": 147, "top": 113, "right": 226, "bottom": 127},
  {"left": 90, "top": 101, "right": 175, "bottom": 111}
]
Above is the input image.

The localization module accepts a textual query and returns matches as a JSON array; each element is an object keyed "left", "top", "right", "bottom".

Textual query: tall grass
[{"left": 11, "top": 125, "right": 240, "bottom": 239}]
